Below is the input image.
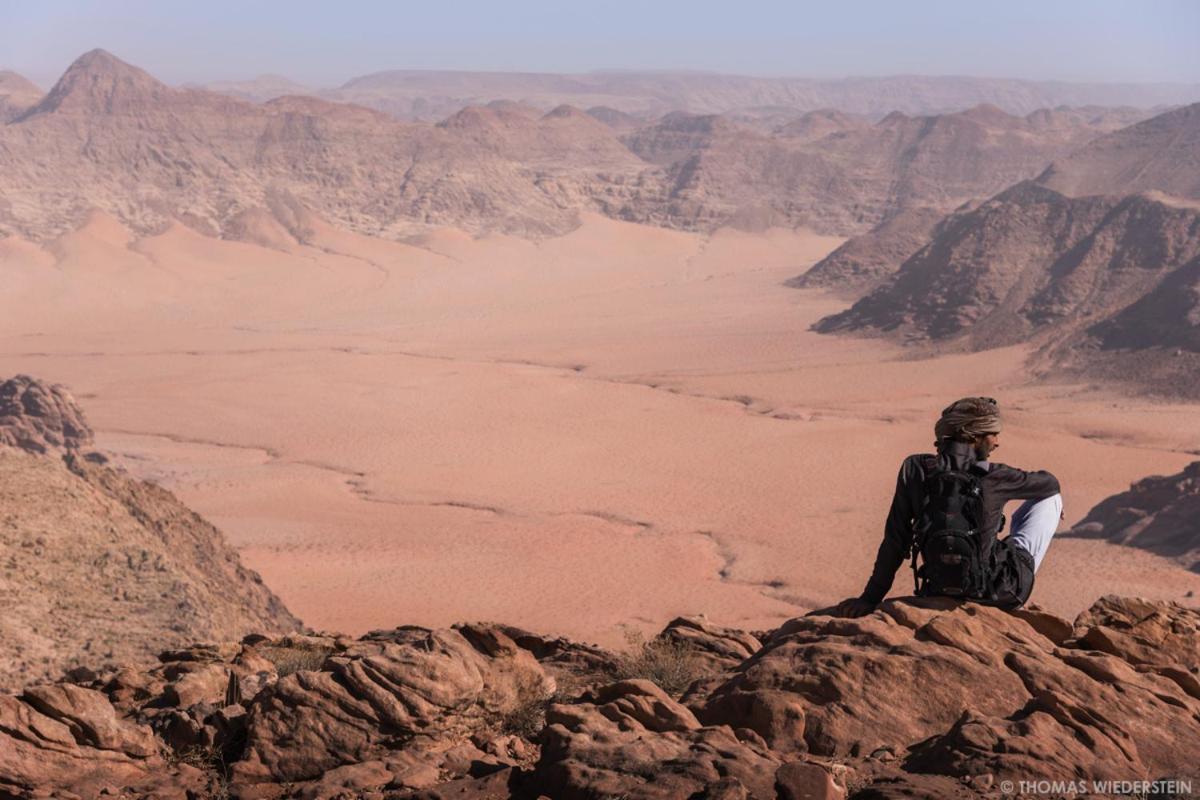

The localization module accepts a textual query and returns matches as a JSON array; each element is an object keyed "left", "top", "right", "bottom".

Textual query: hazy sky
[{"left": 3, "top": 0, "right": 1198, "bottom": 88}]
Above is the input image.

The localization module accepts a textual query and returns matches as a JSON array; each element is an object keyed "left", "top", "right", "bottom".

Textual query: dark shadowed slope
[
  {"left": 1069, "top": 461, "right": 1200, "bottom": 572},
  {"left": 811, "top": 103, "right": 1200, "bottom": 397}
]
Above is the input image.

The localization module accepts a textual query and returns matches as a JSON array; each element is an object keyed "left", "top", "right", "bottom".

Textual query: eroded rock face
[
  {"left": 0, "top": 374, "right": 93, "bottom": 454},
  {"left": 698, "top": 596, "right": 1200, "bottom": 785},
  {"left": 233, "top": 624, "right": 554, "bottom": 785},
  {"left": 536, "top": 679, "right": 787, "bottom": 800},
  {"left": 0, "top": 597, "right": 1196, "bottom": 799},
  {"left": 2, "top": 49, "right": 1159, "bottom": 247},
  {"left": 0, "top": 691, "right": 205, "bottom": 800},
  {"left": 811, "top": 178, "right": 1200, "bottom": 398}
]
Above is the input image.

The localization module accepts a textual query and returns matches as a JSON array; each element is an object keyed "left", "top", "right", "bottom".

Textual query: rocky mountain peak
[
  {"left": 957, "top": 102, "right": 1019, "bottom": 125},
  {"left": 0, "top": 70, "right": 42, "bottom": 100},
  {"left": 0, "top": 70, "right": 43, "bottom": 121},
  {"left": 29, "top": 48, "right": 170, "bottom": 116},
  {"left": 1038, "top": 100, "right": 1200, "bottom": 201}
]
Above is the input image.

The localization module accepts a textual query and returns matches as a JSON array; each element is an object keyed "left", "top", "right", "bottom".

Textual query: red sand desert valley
[{"left": 2, "top": 210, "right": 1197, "bottom": 646}]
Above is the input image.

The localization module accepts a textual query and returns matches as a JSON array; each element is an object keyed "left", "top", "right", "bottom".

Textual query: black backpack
[{"left": 910, "top": 464, "right": 987, "bottom": 598}]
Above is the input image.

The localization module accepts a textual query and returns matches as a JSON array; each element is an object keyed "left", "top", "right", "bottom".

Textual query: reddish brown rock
[
  {"left": 1, "top": 596, "right": 1196, "bottom": 798},
  {"left": 699, "top": 596, "right": 1200, "bottom": 787},
  {"left": 295, "top": 760, "right": 394, "bottom": 800},
  {"left": 0, "top": 443, "right": 300, "bottom": 691},
  {"left": 534, "top": 678, "right": 783, "bottom": 799},
  {"left": 0, "top": 375, "right": 93, "bottom": 454},
  {"left": 491, "top": 624, "right": 621, "bottom": 678},
  {"left": 1072, "top": 594, "right": 1200, "bottom": 666},
  {"left": 161, "top": 662, "right": 232, "bottom": 708},
  {"left": 21, "top": 683, "right": 157, "bottom": 757},
  {"left": 775, "top": 761, "right": 845, "bottom": 800},
  {"left": 0, "top": 692, "right": 203, "bottom": 799},
  {"left": 232, "top": 625, "right": 552, "bottom": 785},
  {"left": 660, "top": 616, "right": 762, "bottom": 671}
]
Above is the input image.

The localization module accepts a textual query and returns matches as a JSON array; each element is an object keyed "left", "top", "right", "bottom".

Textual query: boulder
[
  {"left": 698, "top": 596, "right": 1200, "bottom": 785},
  {"left": 22, "top": 683, "right": 157, "bottom": 757},
  {"left": 775, "top": 761, "right": 845, "bottom": 800},
  {"left": 1071, "top": 594, "right": 1200, "bottom": 672},
  {"left": 660, "top": 616, "right": 762, "bottom": 670},
  {"left": 0, "top": 692, "right": 202, "bottom": 798},
  {"left": 232, "top": 625, "right": 552, "bottom": 784},
  {"left": 0, "top": 375, "right": 93, "bottom": 454},
  {"left": 2, "top": 596, "right": 1196, "bottom": 798},
  {"left": 698, "top": 597, "right": 1040, "bottom": 755},
  {"left": 533, "top": 678, "right": 783, "bottom": 799}
]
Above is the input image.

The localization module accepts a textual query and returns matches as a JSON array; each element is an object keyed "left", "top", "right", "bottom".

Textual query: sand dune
[{"left": 1, "top": 214, "right": 1196, "bottom": 645}]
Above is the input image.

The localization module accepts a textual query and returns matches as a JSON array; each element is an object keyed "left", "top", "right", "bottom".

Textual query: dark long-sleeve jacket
[{"left": 860, "top": 440, "right": 1060, "bottom": 605}]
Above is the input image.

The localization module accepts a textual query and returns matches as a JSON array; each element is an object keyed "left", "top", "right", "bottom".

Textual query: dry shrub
[
  {"left": 498, "top": 670, "right": 553, "bottom": 739},
  {"left": 259, "top": 643, "right": 332, "bottom": 677},
  {"left": 615, "top": 629, "right": 711, "bottom": 697},
  {"left": 168, "top": 745, "right": 230, "bottom": 799}
]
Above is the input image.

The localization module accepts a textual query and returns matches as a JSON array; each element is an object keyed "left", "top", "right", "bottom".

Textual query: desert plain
[{"left": 2, "top": 209, "right": 1198, "bottom": 647}]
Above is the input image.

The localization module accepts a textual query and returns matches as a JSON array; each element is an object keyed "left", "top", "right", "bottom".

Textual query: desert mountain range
[
  {"left": 6, "top": 50, "right": 1198, "bottom": 397},
  {"left": 0, "top": 376, "right": 299, "bottom": 691},
  {"left": 3, "top": 40, "right": 1200, "bottom": 797},
  {"left": 192, "top": 68, "right": 1200, "bottom": 121},
  {"left": 0, "top": 49, "right": 1162, "bottom": 244},
  {"left": 809, "top": 101, "right": 1200, "bottom": 397}
]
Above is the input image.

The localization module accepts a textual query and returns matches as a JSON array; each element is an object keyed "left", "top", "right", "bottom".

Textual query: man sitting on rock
[{"left": 838, "top": 396, "right": 1063, "bottom": 617}]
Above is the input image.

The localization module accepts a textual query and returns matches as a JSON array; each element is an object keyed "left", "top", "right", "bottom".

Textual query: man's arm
[
  {"left": 860, "top": 458, "right": 920, "bottom": 604},
  {"left": 991, "top": 465, "right": 1060, "bottom": 501}
]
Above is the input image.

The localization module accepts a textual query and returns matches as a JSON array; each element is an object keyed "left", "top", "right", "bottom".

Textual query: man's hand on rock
[{"left": 834, "top": 597, "right": 877, "bottom": 618}]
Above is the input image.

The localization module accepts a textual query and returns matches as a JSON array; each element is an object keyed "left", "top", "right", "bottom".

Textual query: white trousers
[{"left": 1007, "top": 493, "right": 1063, "bottom": 573}]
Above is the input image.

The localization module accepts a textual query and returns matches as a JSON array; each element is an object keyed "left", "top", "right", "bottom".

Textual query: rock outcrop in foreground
[
  {"left": 0, "top": 375, "right": 301, "bottom": 691},
  {"left": 1, "top": 596, "right": 1196, "bottom": 799}
]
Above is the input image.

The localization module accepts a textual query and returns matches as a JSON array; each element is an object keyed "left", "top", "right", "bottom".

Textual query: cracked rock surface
[{"left": 0, "top": 596, "right": 1196, "bottom": 798}]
